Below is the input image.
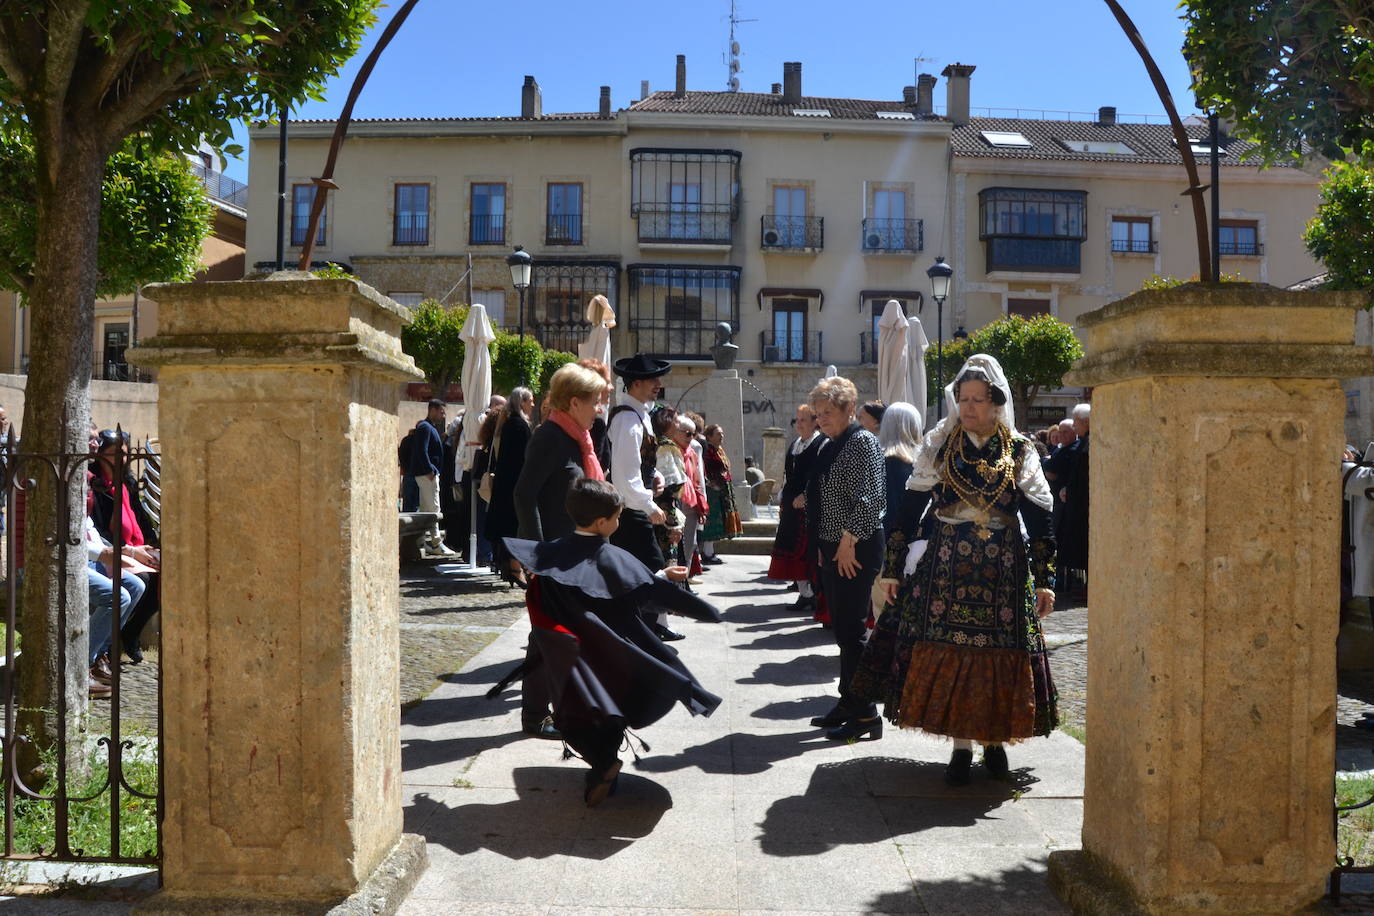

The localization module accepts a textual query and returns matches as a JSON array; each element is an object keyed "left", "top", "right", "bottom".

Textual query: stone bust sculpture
[{"left": 710, "top": 321, "right": 738, "bottom": 370}]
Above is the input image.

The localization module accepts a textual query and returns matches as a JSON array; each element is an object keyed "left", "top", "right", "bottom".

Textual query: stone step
[
  {"left": 713, "top": 535, "right": 775, "bottom": 556},
  {"left": 741, "top": 518, "right": 778, "bottom": 537}
]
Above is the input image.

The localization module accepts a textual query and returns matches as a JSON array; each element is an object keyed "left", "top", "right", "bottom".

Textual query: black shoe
[
  {"left": 120, "top": 640, "right": 143, "bottom": 665},
  {"left": 584, "top": 758, "right": 622, "bottom": 808},
  {"left": 522, "top": 716, "right": 562, "bottom": 740},
  {"left": 793, "top": 594, "right": 816, "bottom": 611},
  {"left": 825, "top": 716, "right": 882, "bottom": 742},
  {"left": 704, "top": 555, "right": 725, "bottom": 565},
  {"left": 810, "top": 704, "right": 849, "bottom": 728},
  {"left": 651, "top": 623, "right": 686, "bottom": 642},
  {"left": 983, "top": 745, "right": 1009, "bottom": 780},
  {"left": 945, "top": 748, "right": 974, "bottom": 786}
]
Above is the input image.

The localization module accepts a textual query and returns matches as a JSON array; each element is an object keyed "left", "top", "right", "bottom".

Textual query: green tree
[
  {"left": 1304, "top": 161, "right": 1374, "bottom": 290},
  {"left": 0, "top": 1, "right": 379, "bottom": 774},
  {"left": 491, "top": 332, "right": 545, "bottom": 396},
  {"left": 923, "top": 336, "right": 973, "bottom": 412},
  {"left": 0, "top": 134, "right": 212, "bottom": 298},
  {"left": 537, "top": 349, "right": 578, "bottom": 397},
  {"left": 1181, "top": 1, "right": 1374, "bottom": 162},
  {"left": 928, "top": 316, "right": 1083, "bottom": 425},
  {"left": 400, "top": 300, "right": 468, "bottom": 395}
]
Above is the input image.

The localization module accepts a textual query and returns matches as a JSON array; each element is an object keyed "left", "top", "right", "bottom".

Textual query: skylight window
[
  {"left": 1176, "top": 138, "right": 1227, "bottom": 157},
  {"left": 877, "top": 110, "right": 917, "bottom": 120},
  {"left": 981, "top": 130, "right": 1032, "bottom": 148},
  {"left": 792, "top": 108, "right": 831, "bottom": 117},
  {"left": 1059, "top": 139, "right": 1136, "bottom": 155}
]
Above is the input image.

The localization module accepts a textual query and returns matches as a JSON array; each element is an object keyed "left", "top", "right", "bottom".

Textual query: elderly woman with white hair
[
  {"left": 804, "top": 376, "right": 887, "bottom": 741},
  {"left": 852, "top": 354, "right": 1058, "bottom": 785},
  {"left": 878, "top": 402, "right": 923, "bottom": 541}
]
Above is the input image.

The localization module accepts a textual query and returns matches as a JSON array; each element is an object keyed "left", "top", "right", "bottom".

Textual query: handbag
[{"left": 477, "top": 425, "right": 503, "bottom": 504}]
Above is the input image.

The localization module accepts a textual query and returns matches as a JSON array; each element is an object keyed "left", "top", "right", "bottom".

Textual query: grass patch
[
  {"left": 1338, "top": 775, "right": 1374, "bottom": 867},
  {"left": 10, "top": 737, "right": 158, "bottom": 861},
  {"left": 1060, "top": 724, "right": 1086, "bottom": 745}
]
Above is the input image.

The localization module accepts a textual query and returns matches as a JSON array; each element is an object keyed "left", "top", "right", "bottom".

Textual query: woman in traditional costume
[
  {"left": 699, "top": 424, "right": 741, "bottom": 561},
  {"left": 852, "top": 354, "right": 1057, "bottom": 785},
  {"left": 768, "top": 403, "right": 827, "bottom": 610}
]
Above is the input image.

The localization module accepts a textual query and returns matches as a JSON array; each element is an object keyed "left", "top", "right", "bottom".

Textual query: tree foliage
[
  {"left": 1304, "top": 161, "right": 1374, "bottom": 289},
  {"left": 927, "top": 315, "right": 1084, "bottom": 421},
  {"left": 0, "top": 133, "right": 212, "bottom": 298},
  {"left": 492, "top": 332, "right": 546, "bottom": 396},
  {"left": 400, "top": 300, "right": 467, "bottom": 394},
  {"left": 1181, "top": 1, "right": 1374, "bottom": 162}
]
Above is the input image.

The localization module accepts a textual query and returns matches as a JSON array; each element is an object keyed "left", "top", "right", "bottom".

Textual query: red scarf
[{"left": 548, "top": 410, "right": 604, "bottom": 480}]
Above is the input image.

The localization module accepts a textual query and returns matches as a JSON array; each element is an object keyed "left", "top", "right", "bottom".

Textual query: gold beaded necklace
[{"left": 941, "top": 422, "right": 1016, "bottom": 540}]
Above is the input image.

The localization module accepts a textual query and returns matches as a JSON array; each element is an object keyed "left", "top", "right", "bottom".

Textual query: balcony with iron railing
[
  {"left": 546, "top": 213, "right": 583, "bottom": 246},
  {"left": 760, "top": 215, "right": 823, "bottom": 251},
  {"left": 527, "top": 321, "right": 593, "bottom": 354},
  {"left": 760, "top": 329, "right": 823, "bottom": 364},
  {"left": 635, "top": 204, "right": 734, "bottom": 245},
  {"left": 189, "top": 162, "right": 248, "bottom": 209},
  {"left": 1218, "top": 240, "right": 1263, "bottom": 256},
  {"left": 861, "top": 218, "right": 923, "bottom": 253},
  {"left": 393, "top": 215, "right": 429, "bottom": 246},
  {"left": 630, "top": 317, "right": 738, "bottom": 360},
  {"left": 470, "top": 213, "right": 506, "bottom": 245},
  {"left": 1110, "top": 238, "right": 1157, "bottom": 254}
]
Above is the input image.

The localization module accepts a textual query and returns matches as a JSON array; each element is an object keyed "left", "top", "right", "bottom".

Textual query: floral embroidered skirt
[
  {"left": 851, "top": 519, "right": 1057, "bottom": 743},
  {"left": 701, "top": 481, "right": 741, "bottom": 541}
]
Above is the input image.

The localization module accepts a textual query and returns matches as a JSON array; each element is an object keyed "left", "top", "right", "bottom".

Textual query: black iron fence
[
  {"left": 759, "top": 330, "right": 823, "bottom": 364},
  {"left": 630, "top": 318, "right": 737, "bottom": 360},
  {"left": 1218, "top": 240, "right": 1263, "bottom": 256},
  {"left": 1110, "top": 238, "right": 1157, "bottom": 253},
  {"left": 188, "top": 163, "right": 248, "bottom": 209},
  {"left": 545, "top": 214, "right": 582, "bottom": 245},
  {"left": 761, "top": 215, "right": 823, "bottom": 250},
  {"left": 528, "top": 321, "right": 593, "bottom": 354},
  {"left": 0, "top": 428, "right": 162, "bottom": 867},
  {"left": 635, "top": 204, "right": 734, "bottom": 245},
  {"left": 469, "top": 214, "right": 506, "bottom": 246},
  {"left": 861, "top": 218, "right": 923, "bottom": 253}
]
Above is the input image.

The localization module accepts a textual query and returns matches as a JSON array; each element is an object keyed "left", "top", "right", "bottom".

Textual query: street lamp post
[
  {"left": 926, "top": 256, "right": 953, "bottom": 418},
  {"left": 506, "top": 245, "right": 533, "bottom": 385}
]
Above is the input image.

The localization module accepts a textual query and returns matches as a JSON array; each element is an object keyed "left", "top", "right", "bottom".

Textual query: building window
[
  {"left": 529, "top": 261, "right": 619, "bottom": 352},
  {"left": 103, "top": 323, "right": 130, "bottom": 381},
  {"left": 546, "top": 183, "right": 583, "bottom": 245},
  {"left": 470, "top": 183, "right": 506, "bottom": 245},
  {"left": 475, "top": 289, "right": 506, "bottom": 327},
  {"left": 291, "top": 184, "right": 326, "bottom": 247},
  {"left": 1218, "top": 219, "right": 1261, "bottom": 256},
  {"left": 1007, "top": 297, "right": 1051, "bottom": 318},
  {"left": 393, "top": 184, "right": 430, "bottom": 246},
  {"left": 630, "top": 149, "right": 740, "bottom": 244},
  {"left": 627, "top": 264, "right": 740, "bottom": 359},
  {"left": 978, "top": 187, "right": 1087, "bottom": 272},
  {"left": 388, "top": 292, "right": 425, "bottom": 308},
  {"left": 863, "top": 188, "right": 921, "bottom": 252},
  {"left": 1110, "top": 217, "right": 1154, "bottom": 253},
  {"left": 764, "top": 299, "right": 817, "bottom": 363}
]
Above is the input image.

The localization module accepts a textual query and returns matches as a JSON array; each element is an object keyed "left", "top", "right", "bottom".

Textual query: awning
[
  {"left": 757, "top": 287, "right": 825, "bottom": 310},
  {"left": 859, "top": 289, "right": 925, "bottom": 312}
]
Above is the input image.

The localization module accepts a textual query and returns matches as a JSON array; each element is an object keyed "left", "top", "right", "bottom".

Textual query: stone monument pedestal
[
  {"left": 1048, "top": 284, "right": 1374, "bottom": 914},
  {"left": 703, "top": 368, "right": 754, "bottom": 522},
  {"left": 761, "top": 426, "right": 786, "bottom": 499},
  {"left": 129, "top": 274, "right": 427, "bottom": 913}
]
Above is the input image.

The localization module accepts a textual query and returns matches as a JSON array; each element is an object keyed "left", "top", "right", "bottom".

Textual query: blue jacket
[{"left": 408, "top": 418, "right": 444, "bottom": 477}]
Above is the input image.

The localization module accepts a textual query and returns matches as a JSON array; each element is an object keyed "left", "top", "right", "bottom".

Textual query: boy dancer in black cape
[{"left": 504, "top": 478, "right": 723, "bottom": 807}]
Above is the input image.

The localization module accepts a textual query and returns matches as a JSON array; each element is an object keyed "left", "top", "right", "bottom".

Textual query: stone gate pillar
[
  {"left": 761, "top": 426, "right": 786, "bottom": 494},
  {"left": 704, "top": 368, "right": 754, "bottom": 521},
  {"left": 1048, "top": 285, "right": 1374, "bottom": 914},
  {"left": 128, "top": 274, "right": 426, "bottom": 911}
]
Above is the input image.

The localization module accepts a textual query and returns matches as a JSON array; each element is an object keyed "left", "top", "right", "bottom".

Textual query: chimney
[
  {"left": 599, "top": 86, "right": 611, "bottom": 118},
  {"left": 941, "top": 62, "right": 975, "bottom": 126},
  {"left": 640, "top": 79, "right": 650, "bottom": 100},
  {"left": 902, "top": 86, "right": 917, "bottom": 107},
  {"left": 771, "top": 82, "right": 782, "bottom": 95},
  {"left": 916, "top": 73, "right": 936, "bottom": 116},
  {"left": 521, "top": 75, "right": 542, "bottom": 119},
  {"left": 674, "top": 54, "right": 686, "bottom": 99},
  {"left": 1097, "top": 105, "right": 1117, "bottom": 126},
  {"left": 782, "top": 61, "right": 802, "bottom": 105}
]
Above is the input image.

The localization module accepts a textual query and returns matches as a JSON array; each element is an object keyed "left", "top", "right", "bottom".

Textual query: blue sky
[{"left": 222, "top": 0, "right": 1200, "bottom": 183}]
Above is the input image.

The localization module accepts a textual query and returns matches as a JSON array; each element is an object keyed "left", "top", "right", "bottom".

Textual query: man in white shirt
[{"left": 606, "top": 354, "right": 672, "bottom": 574}]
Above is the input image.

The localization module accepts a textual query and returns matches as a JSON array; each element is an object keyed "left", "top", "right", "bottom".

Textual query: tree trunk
[{"left": 15, "top": 133, "right": 106, "bottom": 781}]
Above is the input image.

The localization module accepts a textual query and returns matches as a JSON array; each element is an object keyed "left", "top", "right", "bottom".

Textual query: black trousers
[
  {"left": 818, "top": 534, "right": 882, "bottom": 717},
  {"left": 610, "top": 507, "right": 665, "bottom": 572},
  {"left": 520, "top": 640, "right": 552, "bottom": 728}
]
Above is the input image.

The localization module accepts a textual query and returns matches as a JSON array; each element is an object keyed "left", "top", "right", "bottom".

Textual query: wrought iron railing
[
  {"left": 528, "top": 321, "right": 593, "bottom": 354},
  {"left": 469, "top": 214, "right": 506, "bottom": 246},
  {"left": 189, "top": 163, "right": 248, "bottom": 209},
  {"left": 760, "top": 330, "right": 822, "bottom": 364},
  {"left": 761, "top": 215, "right": 823, "bottom": 250},
  {"left": 630, "top": 318, "right": 738, "bottom": 360},
  {"left": 861, "top": 217, "right": 923, "bottom": 252},
  {"left": 393, "top": 215, "right": 429, "bottom": 246},
  {"left": 985, "top": 237, "right": 1082, "bottom": 272},
  {"left": 635, "top": 204, "right": 734, "bottom": 244},
  {"left": 1110, "top": 238, "right": 1157, "bottom": 253},
  {"left": 0, "top": 427, "right": 163, "bottom": 867},
  {"left": 545, "top": 214, "right": 583, "bottom": 246},
  {"left": 1218, "top": 240, "right": 1262, "bottom": 256}
]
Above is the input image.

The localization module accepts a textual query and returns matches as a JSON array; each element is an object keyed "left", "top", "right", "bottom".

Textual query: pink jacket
[{"left": 681, "top": 445, "right": 709, "bottom": 513}]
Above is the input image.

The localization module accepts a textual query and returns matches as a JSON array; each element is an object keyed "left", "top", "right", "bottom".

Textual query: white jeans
[{"left": 416, "top": 474, "right": 443, "bottom": 546}]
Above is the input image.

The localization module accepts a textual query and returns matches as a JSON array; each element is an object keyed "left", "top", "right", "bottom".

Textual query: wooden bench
[{"left": 398, "top": 512, "right": 439, "bottom": 563}]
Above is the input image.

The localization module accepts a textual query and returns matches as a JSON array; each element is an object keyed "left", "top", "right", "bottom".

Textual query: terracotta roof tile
[{"left": 952, "top": 117, "right": 1290, "bottom": 167}]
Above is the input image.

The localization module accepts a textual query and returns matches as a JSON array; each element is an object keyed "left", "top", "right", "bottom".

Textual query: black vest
[{"left": 607, "top": 404, "right": 656, "bottom": 486}]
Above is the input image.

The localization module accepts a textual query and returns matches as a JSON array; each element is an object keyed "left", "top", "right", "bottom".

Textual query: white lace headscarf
[{"left": 906, "top": 353, "right": 1052, "bottom": 510}]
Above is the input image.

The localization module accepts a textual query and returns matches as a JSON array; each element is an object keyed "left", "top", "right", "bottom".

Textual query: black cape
[{"left": 504, "top": 535, "right": 723, "bottom": 731}]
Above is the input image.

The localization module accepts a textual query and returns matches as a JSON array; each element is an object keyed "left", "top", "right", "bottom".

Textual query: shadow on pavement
[
  {"left": 634, "top": 729, "right": 840, "bottom": 775},
  {"left": 732, "top": 626, "right": 833, "bottom": 652},
  {"left": 862, "top": 858, "right": 1058, "bottom": 914},
  {"left": 749, "top": 697, "right": 837, "bottom": 722},
  {"left": 402, "top": 729, "right": 525, "bottom": 773},
  {"left": 736, "top": 654, "right": 833, "bottom": 687}
]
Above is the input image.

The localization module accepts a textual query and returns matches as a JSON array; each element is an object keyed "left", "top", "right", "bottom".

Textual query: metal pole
[
  {"left": 518, "top": 287, "right": 527, "bottom": 386},
  {"left": 936, "top": 297, "right": 945, "bottom": 419},
  {"left": 1209, "top": 112, "right": 1221, "bottom": 282},
  {"left": 275, "top": 103, "right": 288, "bottom": 271},
  {"left": 465, "top": 252, "right": 473, "bottom": 308}
]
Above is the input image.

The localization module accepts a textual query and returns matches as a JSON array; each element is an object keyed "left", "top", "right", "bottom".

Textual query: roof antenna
[{"left": 725, "top": 0, "right": 757, "bottom": 92}]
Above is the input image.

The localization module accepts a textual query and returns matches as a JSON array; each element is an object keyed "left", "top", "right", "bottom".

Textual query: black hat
[{"left": 613, "top": 353, "right": 672, "bottom": 380}]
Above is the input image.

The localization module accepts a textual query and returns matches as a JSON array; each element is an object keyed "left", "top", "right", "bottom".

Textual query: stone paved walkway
[{"left": 397, "top": 555, "right": 1086, "bottom": 915}]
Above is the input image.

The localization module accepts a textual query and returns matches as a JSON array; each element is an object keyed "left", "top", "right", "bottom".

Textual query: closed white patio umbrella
[
  {"left": 459, "top": 303, "right": 496, "bottom": 571},
  {"left": 907, "top": 312, "right": 931, "bottom": 427},
  {"left": 577, "top": 294, "right": 615, "bottom": 367},
  {"left": 877, "top": 299, "right": 914, "bottom": 406}
]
